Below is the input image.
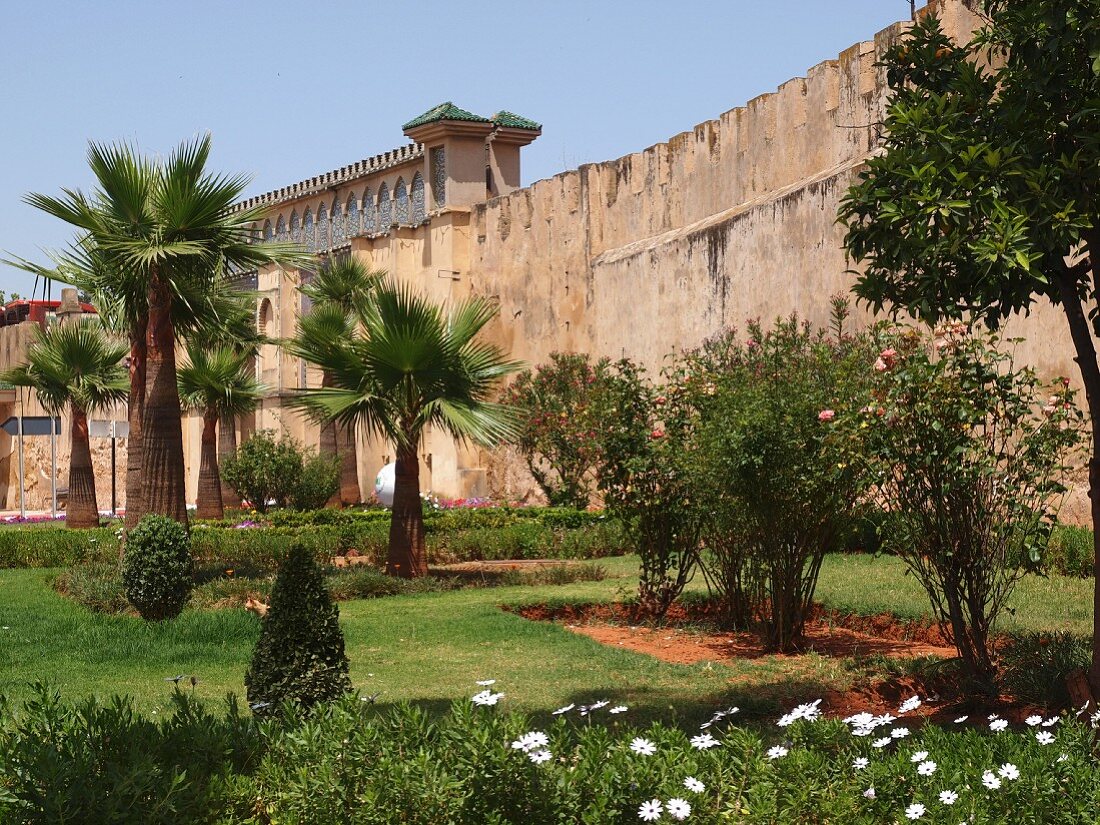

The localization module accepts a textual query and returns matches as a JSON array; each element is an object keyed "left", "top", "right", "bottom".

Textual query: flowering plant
[
  {"left": 843, "top": 325, "right": 1083, "bottom": 692},
  {"left": 503, "top": 353, "right": 618, "bottom": 509}
]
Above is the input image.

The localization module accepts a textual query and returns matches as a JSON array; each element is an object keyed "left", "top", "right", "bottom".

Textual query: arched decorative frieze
[
  {"left": 303, "top": 208, "right": 315, "bottom": 252},
  {"left": 332, "top": 198, "right": 344, "bottom": 244},
  {"left": 346, "top": 193, "right": 359, "bottom": 237},
  {"left": 290, "top": 210, "right": 301, "bottom": 244},
  {"left": 262, "top": 219, "right": 273, "bottom": 243},
  {"left": 317, "top": 202, "right": 329, "bottom": 250},
  {"left": 411, "top": 172, "right": 426, "bottom": 223},
  {"left": 275, "top": 214, "right": 287, "bottom": 242},
  {"left": 431, "top": 146, "right": 446, "bottom": 207},
  {"left": 363, "top": 189, "right": 376, "bottom": 233},
  {"left": 394, "top": 178, "right": 409, "bottom": 224},
  {"left": 377, "top": 182, "right": 391, "bottom": 229}
]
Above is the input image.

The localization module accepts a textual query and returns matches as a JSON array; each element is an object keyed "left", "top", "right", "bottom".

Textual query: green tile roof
[
  {"left": 492, "top": 111, "right": 542, "bottom": 131},
  {"left": 403, "top": 102, "right": 491, "bottom": 131},
  {"left": 0, "top": 381, "right": 14, "bottom": 391}
]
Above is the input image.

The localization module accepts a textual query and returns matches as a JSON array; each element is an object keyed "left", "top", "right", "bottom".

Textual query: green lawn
[{"left": 0, "top": 554, "right": 1093, "bottom": 722}]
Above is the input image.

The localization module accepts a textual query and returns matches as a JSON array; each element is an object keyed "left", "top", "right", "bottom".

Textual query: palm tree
[
  {"left": 0, "top": 322, "right": 128, "bottom": 528},
  {"left": 298, "top": 257, "right": 381, "bottom": 506},
  {"left": 177, "top": 343, "right": 264, "bottom": 520},
  {"left": 286, "top": 280, "right": 521, "bottom": 577},
  {"left": 22, "top": 136, "right": 305, "bottom": 527}
]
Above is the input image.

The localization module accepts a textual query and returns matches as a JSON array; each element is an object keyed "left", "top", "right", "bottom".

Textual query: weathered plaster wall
[{"left": 466, "top": 0, "right": 1082, "bottom": 506}]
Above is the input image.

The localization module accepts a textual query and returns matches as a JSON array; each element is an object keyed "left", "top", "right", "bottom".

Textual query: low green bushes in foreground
[{"left": 1, "top": 685, "right": 1097, "bottom": 824}]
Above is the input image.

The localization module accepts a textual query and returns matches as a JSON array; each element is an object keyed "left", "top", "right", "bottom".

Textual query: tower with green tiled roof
[{"left": 402, "top": 102, "right": 541, "bottom": 205}]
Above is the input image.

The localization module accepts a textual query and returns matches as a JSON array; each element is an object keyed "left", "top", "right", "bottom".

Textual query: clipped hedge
[{"left": 0, "top": 526, "right": 118, "bottom": 568}]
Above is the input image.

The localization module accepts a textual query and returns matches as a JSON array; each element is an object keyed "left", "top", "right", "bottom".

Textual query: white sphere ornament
[{"left": 374, "top": 462, "right": 396, "bottom": 508}]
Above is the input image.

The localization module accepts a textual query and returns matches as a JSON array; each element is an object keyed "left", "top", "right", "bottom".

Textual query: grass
[{"left": 0, "top": 553, "right": 1094, "bottom": 723}]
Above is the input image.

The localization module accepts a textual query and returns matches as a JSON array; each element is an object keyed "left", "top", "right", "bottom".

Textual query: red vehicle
[{"left": 0, "top": 299, "right": 97, "bottom": 328}]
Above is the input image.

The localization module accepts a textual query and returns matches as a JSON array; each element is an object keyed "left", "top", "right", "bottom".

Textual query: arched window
[
  {"left": 275, "top": 214, "right": 287, "bottom": 242},
  {"left": 262, "top": 219, "right": 273, "bottom": 243},
  {"left": 317, "top": 203, "right": 329, "bottom": 250},
  {"left": 258, "top": 298, "right": 278, "bottom": 387},
  {"left": 346, "top": 194, "right": 359, "bottom": 236},
  {"left": 394, "top": 178, "right": 409, "bottom": 224},
  {"left": 332, "top": 199, "right": 344, "bottom": 244},
  {"left": 362, "top": 190, "right": 375, "bottom": 233},
  {"left": 290, "top": 211, "right": 301, "bottom": 244},
  {"left": 303, "top": 208, "right": 315, "bottom": 252},
  {"left": 377, "top": 183, "right": 391, "bottom": 229},
  {"left": 411, "top": 173, "right": 426, "bottom": 223}
]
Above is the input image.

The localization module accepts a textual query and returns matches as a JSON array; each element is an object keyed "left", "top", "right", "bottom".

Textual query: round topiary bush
[
  {"left": 121, "top": 514, "right": 194, "bottom": 620},
  {"left": 245, "top": 542, "right": 351, "bottom": 716}
]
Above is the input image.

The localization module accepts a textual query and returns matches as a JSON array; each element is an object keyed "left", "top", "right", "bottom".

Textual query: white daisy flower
[
  {"left": 1042, "top": 716, "right": 1060, "bottom": 727},
  {"left": 552, "top": 703, "right": 575, "bottom": 715},
  {"left": 852, "top": 727, "right": 874, "bottom": 737},
  {"left": 939, "top": 789, "right": 958, "bottom": 805},
  {"left": 528, "top": 749, "right": 552, "bottom": 764},
  {"left": 1024, "top": 715, "right": 1042, "bottom": 727},
  {"left": 853, "top": 757, "right": 869, "bottom": 769},
  {"left": 1035, "top": 731, "right": 1055, "bottom": 745},
  {"left": 904, "top": 801, "right": 926, "bottom": 820},
  {"left": 910, "top": 750, "right": 929, "bottom": 763},
  {"left": 630, "top": 737, "right": 657, "bottom": 756},
  {"left": 953, "top": 715, "right": 968, "bottom": 724},
  {"left": 511, "top": 731, "right": 549, "bottom": 752},
  {"left": 891, "top": 727, "right": 910, "bottom": 739},
  {"left": 471, "top": 690, "right": 504, "bottom": 706},
  {"left": 874, "top": 713, "right": 897, "bottom": 727},
  {"left": 666, "top": 798, "right": 691, "bottom": 820},
  {"left": 898, "top": 696, "right": 922, "bottom": 714},
  {"left": 476, "top": 679, "right": 496, "bottom": 686},
  {"left": 777, "top": 712, "right": 798, "bottom": 727},
  {"left": 638, "top": 799, "right": 663, "bottom": 822},
  {"left": 766, "top": 745, "right": 788, "bottom": 760},
  {"left": 1057, "top": 753, "right": 1069, "bottom": 763},
  {"left": 863, "top": 787, "right": 876, "bottom": 799},
  {"left": 588, "top": 699, "right": 610, "bottom": 710},
  {"left": 917, "top": 760, "right": 937, "bottom": 776},
  {"left": 609, "top": 705, "right": 628, "bottom": 714},
  {"left": 872, "top": 737, "right": 891, "bottom": 749},
  {"left": 981, "top": 770, "right": 1001, "bottom": 790},
  {"left": 989, "top": 719, "right": 1008, "bottom": 732},
  {"left": 690, "top": 733, "right": 719, "bottom": 750},
  {"left": 683, "top": 777, "right": 705, "bottom": 793},
  {"left": 845, "top": 712, "right": 875, "bottom": 728},
  {"left": 998, "top": 763, "right": 1019, "bottom": 781}
]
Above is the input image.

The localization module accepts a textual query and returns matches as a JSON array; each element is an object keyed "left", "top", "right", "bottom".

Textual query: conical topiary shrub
[{"left": 245, "top": 543, "right": 351, "bottom": 715}]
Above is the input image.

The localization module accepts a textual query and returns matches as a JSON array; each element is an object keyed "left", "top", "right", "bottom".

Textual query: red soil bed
[{"left": 510, "top": 600, "right": 1050, "bottom": 723}]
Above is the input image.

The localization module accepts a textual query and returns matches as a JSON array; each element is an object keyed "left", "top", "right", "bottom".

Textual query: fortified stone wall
[{"left": 469, "top": 0, "right": 1082, "bottom": 509}]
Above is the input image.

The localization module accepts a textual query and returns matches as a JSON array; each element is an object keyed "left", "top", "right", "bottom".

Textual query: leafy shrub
[
  {"left": 692, "top": 304, "right": 874, "bottom": 650},
  {"left": 0, "top": 526, "right": 118, "bottom": 569},
  {"left": 999, "top": 631, "right": 1091, "bottom": 709},
  {"left": 289, "top": 452, "right": 340, "bottom": 511},
  {"left": 121, "top": 514, "right": 193, "bottom": 621},
  {"left": 1045, "top": 525, "right": 1094, "bottom": 578},
  {"left": 503, "top": 352, "right": 617, "bottom": 508},
  {"left": 221, "top": 430, "right": 304, "bottom": 514},
  {"left": 51, "top": 561, "right": 128, "bottom": 614},
  {"left": 245, "top": 543, "right": 352, "bottom": 716},
  {"left": 0, "top": 684, "right": 259, "bottom": 824},
  {"left": 596, "top": 359, "right": 701, "bottom": 618},
  {"left": 846, "top": 325, "right": 1082, "bottom": 691}
]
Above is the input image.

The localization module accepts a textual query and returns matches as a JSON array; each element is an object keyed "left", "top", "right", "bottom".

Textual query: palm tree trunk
[
  {"left": 338, "top": 421, "right": 360, "bottom": 505},
  {"left": 320, "top": 369, "right": 340, "bottom": 507},
  {"left": 139, "top": 270, "right": 189, "bottom": 526},
  {"left": 124, "top": 318, "right": 147, "bottom": 528},
  {"left": 67, "top": 405, "right": 99, "bottom": 529},
  {"left": 386, "top": 442, "right": 427, "bottom": 577},
  {"left": 196, "top": 407, "right": 223, "bottom": 520},
  {"left": 218, "top": 411, "right": 238, "bottom": 506}
]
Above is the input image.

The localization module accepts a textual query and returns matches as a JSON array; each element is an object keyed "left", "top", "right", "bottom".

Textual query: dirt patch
[{"left": 510, "top": 600, "right": 954, "bottom": 659}]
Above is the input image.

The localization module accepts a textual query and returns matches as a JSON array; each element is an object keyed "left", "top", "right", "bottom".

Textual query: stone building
[{"left": 3, "top": 0, "right": 1083, "bottom": 514}]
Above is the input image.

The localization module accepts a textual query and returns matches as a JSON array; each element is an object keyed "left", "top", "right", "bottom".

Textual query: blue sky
[{"left": 0, "top": 0, "right": 916, "bottom": 297}]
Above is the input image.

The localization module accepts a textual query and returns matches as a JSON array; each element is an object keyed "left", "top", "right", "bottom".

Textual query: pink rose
[
  {"left": 873, "top": 358, "right": 888, "bottom": 373},
  {"left": 650, "top": 428, "right": 665, "bottom": 439},
  {"left": 879, "top": 348, "right": 898, "bottom": 368},
  {"left": 818, "top": 410, "right": 836, "bottom": 422}
]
